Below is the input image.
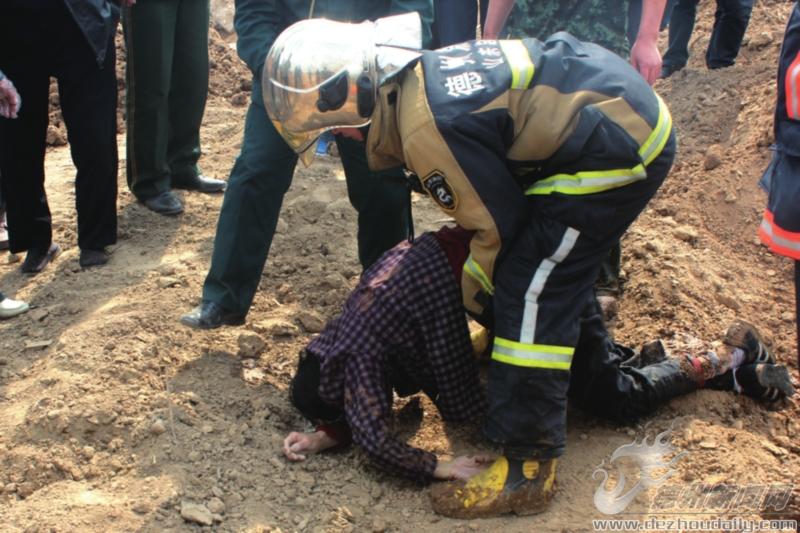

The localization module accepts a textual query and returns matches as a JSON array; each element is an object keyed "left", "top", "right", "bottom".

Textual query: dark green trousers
[
  {"left": 123, "top": 0, "right": 209, "bottom": 200},
  {"left": 202, "top": 84, "right": 409, "bottom": 315}
]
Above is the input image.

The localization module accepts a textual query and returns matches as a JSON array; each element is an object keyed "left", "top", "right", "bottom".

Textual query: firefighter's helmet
[{"left": 262, "top": 12, "right": 422, "bottom": 165}]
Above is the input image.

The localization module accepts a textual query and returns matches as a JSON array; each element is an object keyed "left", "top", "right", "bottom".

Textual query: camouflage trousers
[{"left": 504, "top": 0, "right": 631, "bottom": 57}]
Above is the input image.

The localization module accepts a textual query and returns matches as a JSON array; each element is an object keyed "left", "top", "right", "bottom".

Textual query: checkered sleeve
[
  {"left": 343, "top": 347, "right": 438, "bottom": 483},
  {"left": 411, "top": 236, "right": 486, "bottom": 422}
]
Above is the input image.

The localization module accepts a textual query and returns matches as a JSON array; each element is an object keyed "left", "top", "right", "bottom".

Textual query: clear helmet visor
[{"left": 263, "top": 13, "right": 422, "bottom": 161}]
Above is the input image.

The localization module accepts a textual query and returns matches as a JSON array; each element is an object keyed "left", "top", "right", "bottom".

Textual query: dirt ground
[{"left": 2, "top": 2, "right": 800, "bottom": 532}]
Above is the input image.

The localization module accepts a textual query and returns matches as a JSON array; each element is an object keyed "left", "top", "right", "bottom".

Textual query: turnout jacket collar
[{"left": 366, "top": 81, "right": 407, "bottom": 171}]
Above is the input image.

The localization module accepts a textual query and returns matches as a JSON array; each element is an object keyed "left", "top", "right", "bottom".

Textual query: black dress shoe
[
  {"left": 80, "top": 248, "right": 109, "bottom": 268},
  {"left": 142, "top": 191, "right": 184, "bottom": 215},
  {"left": 660, "top": 63, "right": 685, "bottom": 79},
  {"left": 173, "top": 174, "right": 226, "bottom": 193},
  {"left": 180, "top": 301, "right": 245, "bottom": 329},
  {"left": 21, "top": 243, "right": 61, "bottom": 274}
]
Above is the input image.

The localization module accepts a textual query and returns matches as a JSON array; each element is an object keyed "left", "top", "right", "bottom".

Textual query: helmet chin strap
[{"left": 356, "top": 74, "right": 375, "bottom": 118}]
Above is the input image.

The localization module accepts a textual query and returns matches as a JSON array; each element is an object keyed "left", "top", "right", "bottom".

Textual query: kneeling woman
[
  {"left": 285, "top": 227, "right": 491, "bottom": 482},
  {"left": 282, "top": 227, "right": 794, "bottom": 486}
]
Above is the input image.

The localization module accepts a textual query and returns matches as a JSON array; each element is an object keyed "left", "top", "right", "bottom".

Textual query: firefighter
[
  {"left": 280, "top": 225, "right": 794, "bottom": 486},
  {"left": 759, "top": 1, "right": 800, "bottom": 372},
  {"left": 263, "top": 13, "right": 680, "bottom": 517}
]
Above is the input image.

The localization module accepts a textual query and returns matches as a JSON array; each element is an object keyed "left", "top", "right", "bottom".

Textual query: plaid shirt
[{"left": 307, "top": 232, "right": 485, "bottom": 483}]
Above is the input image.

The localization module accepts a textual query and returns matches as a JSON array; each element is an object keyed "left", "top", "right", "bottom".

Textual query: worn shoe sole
[
  {"left": 430, "top": 459, "right": 556, "bottom": 519},
  {"left": 723, "top": 319, "right": 775, "bottom": 364},
  {"left": 430, "top": 483, "right": 552, "bottom": 519},
  {"left": 753, "top": 364, "right": 796, "bottom": 401},
  {"left": 734, "top": 363, "right": 796, "bottom": 402}
]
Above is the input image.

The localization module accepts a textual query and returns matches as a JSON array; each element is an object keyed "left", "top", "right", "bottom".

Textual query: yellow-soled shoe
[{"left": 430, "top": 456, "right": 557, "bottom": 519}]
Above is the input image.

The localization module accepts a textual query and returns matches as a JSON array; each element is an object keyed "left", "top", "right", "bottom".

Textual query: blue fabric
[{"left": 433, "top": 0, "right": 487, "bottom": 47}]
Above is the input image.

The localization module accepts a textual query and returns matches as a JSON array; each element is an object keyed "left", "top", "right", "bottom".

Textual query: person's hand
[
  {"left": 630, "top": 36, "right": 662, "bottom": 86},
  {"left": 120, "top": 0, "right": 137, "bottom": 6},
  {"left": 331, "top": 128, "right": 364, "bottom": 142},
  {"left": 0, "top": 77, "right": 21, "bottom": 119},
  {"left": 434, "top": 455, "right": 494, "bottom": 480},
  {"left": 282, "top": 430, "right": 338, "bottom": 461}
]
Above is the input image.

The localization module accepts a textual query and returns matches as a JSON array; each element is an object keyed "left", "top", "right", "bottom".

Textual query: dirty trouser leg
[
  {"left": 0, "top": 6, "right": 53, "bottom": 254},
  {"left": 56, "top": 24, "right": 118, "bottom": 252},
  {"left": 705, "top": 0, "right": 755, "bottom": 68},
  {"left": 168, "top": 0, "right": 210, "bottom": 184},
  {"left": 123, "top": 0, "right": 180, "bottom": 201},
  {"left": 662, "top": 0, "right": 699, "bottom": 70},
  {"left": 202, "top": 88, "right": 297, "bottom": 315},
  {"left": 336, "top": 135, "right": 409, "bottom": 270},
  {"left": 484, "top": 134, "right": 675, "bottom": 460},
  {"left": 567, "top": 296, "right": 698, "bottom": 422}
]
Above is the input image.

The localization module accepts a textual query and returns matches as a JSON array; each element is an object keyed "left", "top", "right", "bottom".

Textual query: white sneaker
[{"left": 0, "top": 297, "right": 29, "bottom": 319}]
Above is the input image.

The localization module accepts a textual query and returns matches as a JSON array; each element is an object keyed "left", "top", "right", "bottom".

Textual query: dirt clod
[
  {"left": 254, "top": 318, "right": 300, "bottom": 338},
  {"left": 703, "top": 147, "right": 723, "bottom": 170},
  {"left": 207, "top": 496, "right": 226, "bottom": 514},
  {"left": 296, "top": 310, "right": 325, "bottom": 333},
  {"left": 180, "top": 501, "right": 214, "bottom": 526},
  {"left": 150, "top": 419, "right": 167, "bottom": 435},
  {"left": 237, "top": 332, "right": 267, "bottom": 358}
]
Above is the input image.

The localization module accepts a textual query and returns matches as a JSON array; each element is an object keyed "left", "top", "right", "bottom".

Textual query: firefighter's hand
[
  {"left": 331, "top": 128, "right": 364, "bottom": 142},
  {"left": 630, "top": 36, "right": 662, "bottom": 86},
  {"left": 470, "top": 327, "right": 491, "bottom": 359},
  {"left": 434, "top": 455, "right": 494, "bottom": 480},
  {"left": 282, "top": 430, "right": 338, "bottom": 461},
  {"left": 0, "top": 77, "right": 21, "bottom": 119}
]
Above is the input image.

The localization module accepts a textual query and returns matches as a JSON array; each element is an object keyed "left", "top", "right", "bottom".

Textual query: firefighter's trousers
[{"left": 485, "top": 133, "right": 677, "bottom": 460}]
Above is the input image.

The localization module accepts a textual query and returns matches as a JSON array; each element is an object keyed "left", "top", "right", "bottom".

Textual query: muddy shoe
[
  {"left": 430, "top": 457, "right": 556, "bottom": 519},
  {"left": 640, "top": 339, "right": 668, "bottom": 366},
  {"left": 723, "top": 319, "right": 775, "bottom": 364},
  {"left": 734, "top": 363, "right": 796, "bottom": 402},
  {"left": 596, "top": 294, "right": 618, "bottom": 323}
]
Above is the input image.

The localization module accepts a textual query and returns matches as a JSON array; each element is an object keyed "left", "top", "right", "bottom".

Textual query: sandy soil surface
[{"left": 1, "top": 2, "right": 799, "bottom": 532}]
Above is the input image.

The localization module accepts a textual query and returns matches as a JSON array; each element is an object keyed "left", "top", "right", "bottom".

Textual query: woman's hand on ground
[
  {"left": 282, "top": 430, "right": 338, "bottom": 461},
  {"left": 434, "top": 455, "right": 494, "bottom": 481}
]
